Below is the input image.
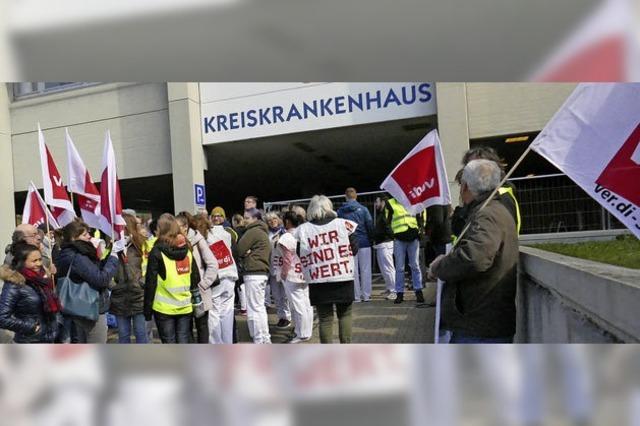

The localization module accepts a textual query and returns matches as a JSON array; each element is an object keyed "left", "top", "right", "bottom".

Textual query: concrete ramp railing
[{"left": 516, "top": 246, "right": 640, "bottom": 343}]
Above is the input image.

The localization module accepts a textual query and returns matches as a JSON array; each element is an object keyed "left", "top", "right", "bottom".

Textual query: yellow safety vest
[
  {"left": 498, "top": 186, "right": 522, "bottom": 234},
  {"left": 141, "top": 237, "right": 157, "bottom": 278},
  {"left": 387, "top": 199, "right": 421, "bottom": 235},
  {"left": 152, "top": 251, "right": 193, "bottom": 316}
]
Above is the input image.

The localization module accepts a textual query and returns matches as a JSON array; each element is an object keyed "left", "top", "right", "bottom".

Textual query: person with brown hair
[
  {"left": 143, "top": 214, "right": 201, "bottom": 343},
  {"left": 110, "top": 213, "right": 148, "bottom": 343},
  {"left": 55, "top": 219, "right": 123, "bottom": 343},
  {"left": 244, "top": 195, "right": 259, "bottom": 212},
  {"left": 176, "top": 211, "right": 218, "bottom": 343}
]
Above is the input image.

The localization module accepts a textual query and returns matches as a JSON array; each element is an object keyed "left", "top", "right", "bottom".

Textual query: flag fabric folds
[
  {"left": 66, "top": 129, "right": 102, "bottom": 230},
  {"left": 98, "top": 131, "right": 126, "bottom": 240},
  {"left": 22, "top": 182, "right": 60, "bottom": 229},
  {"left": 380, "top": 129, "right": 451, "bottom": 215},
  {"left": 530, "top": 83, "right": 640, "bottom": 239},
  {"left": 37, "top": 124, "right": 76, "bottom": 226}
]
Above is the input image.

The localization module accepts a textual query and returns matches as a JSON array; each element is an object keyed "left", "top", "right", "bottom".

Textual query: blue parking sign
[{"left": 194, "top": 184, "right": 206, "bottom": 207}]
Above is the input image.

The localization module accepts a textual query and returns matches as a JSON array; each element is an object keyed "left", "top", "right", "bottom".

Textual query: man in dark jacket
[
  {"left": 337, "top": 188, "right": 374, "bottom": 302},
  {"left": 237, "top": 208, "right": 272, "bottom": 343},
  {"left": 430, "top": 159, "right": 519, "bottom": 343}
]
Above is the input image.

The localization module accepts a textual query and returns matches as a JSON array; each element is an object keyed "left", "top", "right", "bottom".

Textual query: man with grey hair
[
  {"left": 429, "top": 159, "right": 519, "bottom": 343},
  {"left": 3, "top": 224, "right": 42, "bottom": 266}
]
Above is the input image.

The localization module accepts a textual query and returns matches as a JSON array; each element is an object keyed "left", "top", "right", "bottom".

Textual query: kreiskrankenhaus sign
[{"left": 200, "top": 83, "right": 437, "bottom": 145}]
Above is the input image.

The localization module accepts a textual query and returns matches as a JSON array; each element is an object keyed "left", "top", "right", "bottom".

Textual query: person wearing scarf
[
  {"left": 54, "top": 220, "right": 121, "bottom": 343},
  {"left": 0, "top": 243, "right": 60, "bottom": 343}
]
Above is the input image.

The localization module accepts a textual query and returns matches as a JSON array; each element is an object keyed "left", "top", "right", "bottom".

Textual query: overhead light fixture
[{"left": 505, "top": 135, "right": 530, "bottom": 143}]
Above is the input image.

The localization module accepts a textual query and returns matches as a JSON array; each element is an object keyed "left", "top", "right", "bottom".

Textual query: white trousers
[
  {"left": 375, "top": 241, "right": 396, "bottom": 293},
  {"left": 353, "top": 247, "right": 372, "bottom": 301},
  {"left": 244, "top": 275, "right": 271, "bottom": 344},
  {"left": 208, "top": 278, "right": 236, "bottom": 344},
  {"left": 238, "top": 283, "right": 247, "bottom": 310},
  {"left": 283, "top": 280, "right": 314, "bottom": 339},
  {"left": 269, "top": 275, "right": 291, "bottom": 321}
]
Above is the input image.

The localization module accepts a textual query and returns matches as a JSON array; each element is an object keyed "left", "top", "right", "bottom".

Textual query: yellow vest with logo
[
  {"left": 387, "top": 199, "right": 421, "bottom": 235},
  {"left": 152, "top": 251, "right": 193, "bottom": 315},
  {"left": 141, "top": 237, "right": 157, "bottom": 278},
  {"left": 498, "top": 186, "right": 522, "bottom": 234}
]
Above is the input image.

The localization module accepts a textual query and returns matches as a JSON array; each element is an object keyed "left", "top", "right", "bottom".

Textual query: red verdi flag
[
  {"left": 22, "top": 182, "right": 60, "bottom": 229},
  {"left": 98, "top": 130, "right": 126, "bottom": 240},
  {"left": 37, "top": 123, "right": 76, "bottom": 226},
  {"left": 66, "top": 128, "right": 102, "bottom": 230},
  {"left": 532, "top": 0, "right": 638, "bottom": 81},
  {"left": 380, "top": 129, "right": 451, "bottom": 214},
  {"left": 531, "top": 83, "right": 640, "bottom": 238}
]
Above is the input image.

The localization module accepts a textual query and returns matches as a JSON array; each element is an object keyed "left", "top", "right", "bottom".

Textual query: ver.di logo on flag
[
  {"left": 596, "top": 122, "right": 640, "bottom": 206},
  {"left": 390, "top": 145, "right": 441, "bottom": 203}
]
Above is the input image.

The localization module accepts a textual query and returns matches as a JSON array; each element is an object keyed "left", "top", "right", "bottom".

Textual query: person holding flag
[
  {"left": 55, "top": 220, "right": 124, "bottom": 343},
  {"left": 383, "top": 198, "right": 425, "bottom": 304},
  {"left": 380, "top": 129, "right": 451, "bottom": 305},
  {"left": 428, "top": 159, "right": 519, "bottom": 343},
  {"left": 451, "top": 146, "right": 521, "bottom": 238}
]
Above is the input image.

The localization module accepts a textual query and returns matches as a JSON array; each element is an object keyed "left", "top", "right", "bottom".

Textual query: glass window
[{"left": 12, "top": 82, "right": 97, "bottom": 99}]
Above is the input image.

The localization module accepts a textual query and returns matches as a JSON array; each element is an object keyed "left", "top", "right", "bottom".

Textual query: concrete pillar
[
  {"left": 0, "top": 84, "right": 15, "bottom": 255},
  {"left": 436, "top": 82, "right": 471, "bottom": 207},
  {"left": 167, "top": 83, "right": 206, "bottom": 214}
]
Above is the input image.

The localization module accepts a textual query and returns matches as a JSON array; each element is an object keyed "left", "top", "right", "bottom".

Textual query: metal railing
[
  {"left": 509, "top": 173, "right": 624, "bottom": 235},
  {"left": 263, "top": 173, "right": 624, "bottom": 235}
]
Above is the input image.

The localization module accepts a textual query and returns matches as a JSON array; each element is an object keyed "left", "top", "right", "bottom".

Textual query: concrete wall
[
  {"left": 516, "top": 246, "right": 640, "bottom": 343},
  {"left": 435, "top": 83, "right": 470, "bottom": 207},
  {"left": 10, "top": 83, "right": 171, "bottom": 191},
  {"left": 0, "top": 85, "right": 15, "bottom": 255},
  {"left": 167, "top": 82, "right": 206, "bottom": 214},
  {"left": 466, "top": 83, "right": 576, "bottom": 139}
]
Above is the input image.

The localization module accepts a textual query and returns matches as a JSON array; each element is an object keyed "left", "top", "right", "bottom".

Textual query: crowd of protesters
[{"left": 0, "top": 146, "right": 520, "bottom": 344}]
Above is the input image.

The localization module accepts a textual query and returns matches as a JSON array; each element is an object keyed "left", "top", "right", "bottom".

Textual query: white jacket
[{"left": 206, "top": 226, "right": 239, "bottom": 282}]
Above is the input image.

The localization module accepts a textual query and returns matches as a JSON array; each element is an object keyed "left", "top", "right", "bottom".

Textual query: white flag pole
[
  {"left": 43, "top": 194, "right": 55, "bottom": 283},
  {"left": 433, "top": 243, "right": 452, "bottom": 344}
]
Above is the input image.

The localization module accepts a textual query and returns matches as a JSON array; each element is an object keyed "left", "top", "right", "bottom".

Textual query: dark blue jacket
[
  {"left": 0, "top": 266, "right": 57, "bottom": 343},
  {"left": 55, "top": 242, "right": 119, "bottom": 314},
  {"left": 337, "top": 200, "right": 374, "bottom": 248}
]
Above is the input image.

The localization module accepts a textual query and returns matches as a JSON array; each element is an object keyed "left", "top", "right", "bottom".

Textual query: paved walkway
[
  {"left": 108, "top": 276, "right": 437, "bottom": 343},
  {"left": 237, "top": 275, "right": 437, "bottom": 343}
]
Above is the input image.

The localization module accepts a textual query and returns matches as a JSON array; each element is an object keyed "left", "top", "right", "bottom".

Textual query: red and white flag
[
  {"left": 37, "top": 123, "right": 76, "bottom": 226},
  {"left": 380, "top": 129, "right": 451, "bottom": 214},
  {"left": 22, "top": 182, "right": 60, "bottom": 229},
  {"left": 531, "top": 83, "right": 640, "bottom": 238},
  {"left": 98, "top": 130, "right": 126, "bottom": 240},
  {"left": 531, "top": 0, "right": 639, "bottom": 81},
  {"left": 66, "top": 129, "right": 102, "bottom": 230}
]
